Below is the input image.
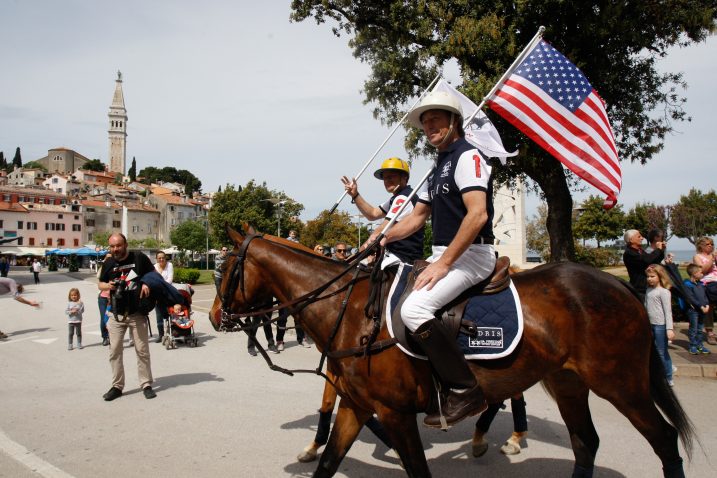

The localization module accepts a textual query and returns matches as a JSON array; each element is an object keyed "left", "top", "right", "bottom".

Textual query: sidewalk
[{"left": 670, "top": 321, "right": 717, "bottom": 379}]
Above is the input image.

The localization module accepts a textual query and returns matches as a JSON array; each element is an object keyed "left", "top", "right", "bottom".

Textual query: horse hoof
[
  {"left": 500, "top": 440, "right": 521, "bottom": 455},
  {"left": 472, "top": 437, "right": 489, "bottom": 457},
  {"left": 297, "top": 445, "right": 318, "bottom": 463}
]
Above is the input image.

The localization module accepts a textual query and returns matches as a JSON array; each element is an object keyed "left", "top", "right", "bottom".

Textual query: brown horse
[{"left": 209, "top": 226, "right": 694, "bottom": 478}]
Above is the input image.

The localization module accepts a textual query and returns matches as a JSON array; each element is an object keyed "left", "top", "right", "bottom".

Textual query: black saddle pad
[{"left": 386, "top": 263, "right": 524, "bottom": 360}]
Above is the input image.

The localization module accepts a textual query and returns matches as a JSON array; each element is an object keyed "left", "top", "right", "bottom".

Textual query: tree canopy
[
  {"left": 138, "top": 166, "right": 202, "bottom": 196},
  {"left": 669, "top": 188, "right": 717, "bottom": 245},
  {"left": 80, "top": 159, "right": 106, "bottom": 172},
  {"left": 12, "top": 147, "right": 22, "bottom": 168},
  {"left": 170, "top": 220, "right": 208, "bottom": 253},
  {"left": 302, "top": 210, "right": 361, "bottom": 251},
  {"left": 208, "top": 180, "right": 304, "bottom": 246},
  {"left": 128, "top": 157, "right": 137, "bottom": 182},
  {"left": 573, "top": 195, "right": 625, "bottom": 247},
  {"left": 291, "top": 0, "right": 717, "bottom": 261},
  {"left": 23, "top": 160, "right": 47, "bottom": 171},
  {"left": 624, "top": 202, "right": 671, "bottom": 240}
]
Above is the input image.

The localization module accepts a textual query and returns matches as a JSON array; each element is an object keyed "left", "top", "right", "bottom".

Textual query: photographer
[
  {"left": 623, "top": 229, "right": 665, "bottom": 302},
  {"left": 98, "top": 233, "right": 157, "bottom": 401}
]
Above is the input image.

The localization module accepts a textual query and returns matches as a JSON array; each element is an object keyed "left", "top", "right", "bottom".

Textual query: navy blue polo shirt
[
  {"left": 417, "top": 138, "right": 494, "bottom": 247},
  {"left": 378, "top": 185, "right": 424, "bottom": 263}
]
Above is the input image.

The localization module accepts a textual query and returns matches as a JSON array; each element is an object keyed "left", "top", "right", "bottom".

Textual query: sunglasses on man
[{"left": 336, "top": 249, "right": 347, "bottom": 253}]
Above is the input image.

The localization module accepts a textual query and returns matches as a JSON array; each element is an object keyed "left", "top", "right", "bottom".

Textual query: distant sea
[
  {"left": 668, "top": 250, "right": 697, "bottom": 264},
  {"left": 525, "top": 249, "right": 698, "bottom": 264}
]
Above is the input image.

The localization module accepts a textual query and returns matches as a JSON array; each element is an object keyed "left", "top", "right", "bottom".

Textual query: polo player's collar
[{"left": 437, "top": 137, "right": 467, "bottom": 158}]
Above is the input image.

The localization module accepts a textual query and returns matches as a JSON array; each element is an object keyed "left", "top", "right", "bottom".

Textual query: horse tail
[{"left": 648, "top": 341, "right": 697, "bottom": 459}]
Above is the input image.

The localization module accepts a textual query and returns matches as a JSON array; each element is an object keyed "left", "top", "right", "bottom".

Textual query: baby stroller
[{"left": 162, "top": 283, "right": 198, "bottom": 349}]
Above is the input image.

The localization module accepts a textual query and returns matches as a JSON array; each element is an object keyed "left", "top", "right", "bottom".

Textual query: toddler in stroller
[{"left": 163, "top": 285, "right": 197, "bottom": 349}]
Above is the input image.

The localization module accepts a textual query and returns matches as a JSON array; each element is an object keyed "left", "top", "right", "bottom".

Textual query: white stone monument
[{"left": 492, "top": 179, "right": 528, "bottom": 267}]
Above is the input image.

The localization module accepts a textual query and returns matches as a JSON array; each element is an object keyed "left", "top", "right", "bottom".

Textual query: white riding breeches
[{"left": 401, "top": 244, "right": 496, "bottom": 332}]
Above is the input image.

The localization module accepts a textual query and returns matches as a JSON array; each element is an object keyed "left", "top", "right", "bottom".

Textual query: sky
[{"left": 1, "top": 1, "right": 715, "bottom": 250}]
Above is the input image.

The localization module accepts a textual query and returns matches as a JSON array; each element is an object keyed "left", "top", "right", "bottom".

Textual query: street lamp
[
  {"left": 263, "top": 198, "right": 294, "bottom": 237},
  {"left": 351, "top": 214, "right": 363, "bottom": 248},
  {"left": 205, "top": 212, "right": 209, "bottom": 271}
]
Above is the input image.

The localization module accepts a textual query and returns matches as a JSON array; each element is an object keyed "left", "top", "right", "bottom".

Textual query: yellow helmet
[{"left": 373, "top": 157, "right": 410, "bottom": 180}]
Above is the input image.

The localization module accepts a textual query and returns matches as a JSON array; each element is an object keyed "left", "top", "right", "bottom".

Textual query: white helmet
[{"left": 407, "top": 90, "right": 463, "bottom": 129}]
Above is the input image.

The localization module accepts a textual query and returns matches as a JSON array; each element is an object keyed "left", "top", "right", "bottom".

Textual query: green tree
[
  {"left": 572, "top": 196, "right": 626, "bottom": 247},
  {"left": 170, "top": 220, "right": 208, "bottom": 253},
  {"left": 80, "top": 159, "right": 106, "bottom": 172},
  {"left": 128, "top": 157, "right": 137, "bottom": 182},
  {"left": 0, "top": 151, "right": 6, "bottom": 171},
  {"left": 22, "top": 160, "right": 47, "bottom": 171},
  {"left": 624, "top": 202, "right": 671, "bottom": 239},
  {"left": 291, "top": 1, "right": 717, "bottom": 261},
  {"left": 138, "top": 166, "right": 202, "bottom": 195},
  {"left": 670, "top": 189, "right": 717, "bottom": 245},
  {"left": 93, "top": 231, "right": 111, "bottom": 247},
  {"left": 526, "top": 203, "right": 550, "bottom": 261},
  {"left": 12, "top": 147, "right": 22, "bottom": 168},
  {"left": 302, "top": 210, "right": 359, "bottom": 250},
  {"left": 209, "top": 181, "right": 304, "bottom": 246}
]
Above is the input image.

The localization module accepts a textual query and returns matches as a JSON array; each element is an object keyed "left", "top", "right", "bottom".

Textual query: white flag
[{"left": 433, "top": 79, "right": 517, "bottom": 164}]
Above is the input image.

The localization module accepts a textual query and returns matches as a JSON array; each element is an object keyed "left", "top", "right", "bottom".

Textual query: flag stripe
[
  {"left": 504, "top": 78, "right": 619, "bottom": 171},
  {"left": 495, "top": 80, "right": 621, "bottom": 190},
  {"left": 501, "top": 78, "right": 620, "bottom": 186},
  {"left": 488, "top": 97, "right": 616, "bottom": 200},
  {"left": 487, "top": 39, "right": 621, "bottom": 205},
  {"left": 578, "top": 95, "right": 619, "bottom": 161}
]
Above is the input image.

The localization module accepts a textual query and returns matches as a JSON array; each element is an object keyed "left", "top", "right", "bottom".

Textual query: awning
[{"left": 0, "top": 246, "right": 48, "bottom": 256}]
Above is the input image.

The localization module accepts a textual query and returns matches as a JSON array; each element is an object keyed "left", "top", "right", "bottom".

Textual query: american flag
[{"left": 487, "top": 40, "right": 621, "bottom": 208}]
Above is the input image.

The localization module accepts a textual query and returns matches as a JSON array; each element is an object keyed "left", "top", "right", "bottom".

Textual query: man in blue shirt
[{"left": 383, "top": 90, "right": 496, "bottom": 428}]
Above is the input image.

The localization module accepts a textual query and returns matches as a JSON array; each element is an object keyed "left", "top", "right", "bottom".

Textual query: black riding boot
[{"left": 412, "top": 319, "right": 487, "bottom": 428}]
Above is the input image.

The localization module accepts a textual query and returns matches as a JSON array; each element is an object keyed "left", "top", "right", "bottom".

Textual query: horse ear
[
  {"left": 226, "top": 223, "right": 244, "bottom": 244},
  {"left": 242, "top": 223, "right": 257, "bottom": 235}
]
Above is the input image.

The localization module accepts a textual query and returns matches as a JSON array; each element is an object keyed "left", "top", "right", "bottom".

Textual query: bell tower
[{"left": 108, "top": 70, "right": 128, "bottom": 175}]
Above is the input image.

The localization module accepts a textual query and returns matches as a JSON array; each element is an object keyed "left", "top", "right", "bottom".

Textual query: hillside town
[{"left": 0, "top": 72, "right": 210, "bottom": 263}]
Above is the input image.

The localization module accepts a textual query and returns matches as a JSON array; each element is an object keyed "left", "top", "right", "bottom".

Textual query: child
[
  {"left": 645, "top": 264, "right": 675, "bottom": 385},
  {"left": 66, "top": 288, "right": 84, "bottom": 350},
  {"left": 683, "top": 264, "right": 712, "bottom": 355},
  {"left": 170, "top": 304, "right": 189, "bottom": 325}
]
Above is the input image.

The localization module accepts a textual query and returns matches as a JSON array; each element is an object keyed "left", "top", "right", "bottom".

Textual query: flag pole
[
  {"left": 375, "top": 26, "right": 546, "bottom": 243},
  {"left": 327, "top": 71, "right": 442, "bottom": 215},
  {"left": 462, "top": 26, "right": 545, "bottom": 127}
]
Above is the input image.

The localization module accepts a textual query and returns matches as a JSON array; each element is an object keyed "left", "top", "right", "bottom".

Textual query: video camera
[{"left": 110, "top": 279, "right": 128, "bottom": 316}]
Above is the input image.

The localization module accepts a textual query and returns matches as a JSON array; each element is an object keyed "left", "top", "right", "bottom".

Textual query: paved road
[{"left": 1, "top": 271, "right": 715, "bottom": 477}]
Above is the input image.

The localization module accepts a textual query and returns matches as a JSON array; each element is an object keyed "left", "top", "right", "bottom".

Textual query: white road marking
[
  {"left": 0, "top": 429, "right": 74, "bottom": 478},
  {"left": 0, "top": 336, "right": 39, "bottom": 345},
  {"left": 32, "top": 338, "right": 58, "bottom": 345}
]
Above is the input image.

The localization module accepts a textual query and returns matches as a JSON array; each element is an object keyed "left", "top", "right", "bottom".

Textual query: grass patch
[{"left": 196, "top": 270, "right": 214, "bottom": 285}]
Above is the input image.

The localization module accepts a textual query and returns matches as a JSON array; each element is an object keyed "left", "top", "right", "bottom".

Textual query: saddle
[{"left": 391, "top": 256, "right": 512, "bottom": 349}]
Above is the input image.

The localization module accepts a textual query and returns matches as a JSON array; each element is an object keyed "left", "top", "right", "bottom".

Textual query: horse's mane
[{"left": 259, "top": 233, "right": 343, "bottom": 265}]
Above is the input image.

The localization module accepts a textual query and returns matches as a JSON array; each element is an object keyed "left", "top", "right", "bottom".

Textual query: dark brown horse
[{"left": 209, "top": 226, "right": 694, "bottom": 478}]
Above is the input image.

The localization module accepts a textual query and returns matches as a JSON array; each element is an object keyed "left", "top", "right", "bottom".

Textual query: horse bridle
[
  {"left": 217, "top": 233, "right": 393, "bottom": 383},
  {"left": 220, "top": 232, "right": 263, "bottom": 324},
  {"left": 219, "top": 233, "right": 362, "bottom": 329}
]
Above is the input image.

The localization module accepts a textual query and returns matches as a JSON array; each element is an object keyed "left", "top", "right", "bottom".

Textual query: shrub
[
  {"left": 574, "top": 244, "right": 622, "bottom": 268},
  {"left": 68, "top": 254, "right": 79, "bottom": 272},
  {"left": 174, "top": 268, "right": 201, "bottom": 284}
]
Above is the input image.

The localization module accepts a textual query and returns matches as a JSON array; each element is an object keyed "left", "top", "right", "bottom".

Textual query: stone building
[
  {"left": 147, "top": 193, "right": 204, "bottom": 243},
  {"left": 6, "top": 167, "right": 47, "bottom": 187},
  {"left": 34, "top": 147, "right": 90, "bottom": 173}
]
